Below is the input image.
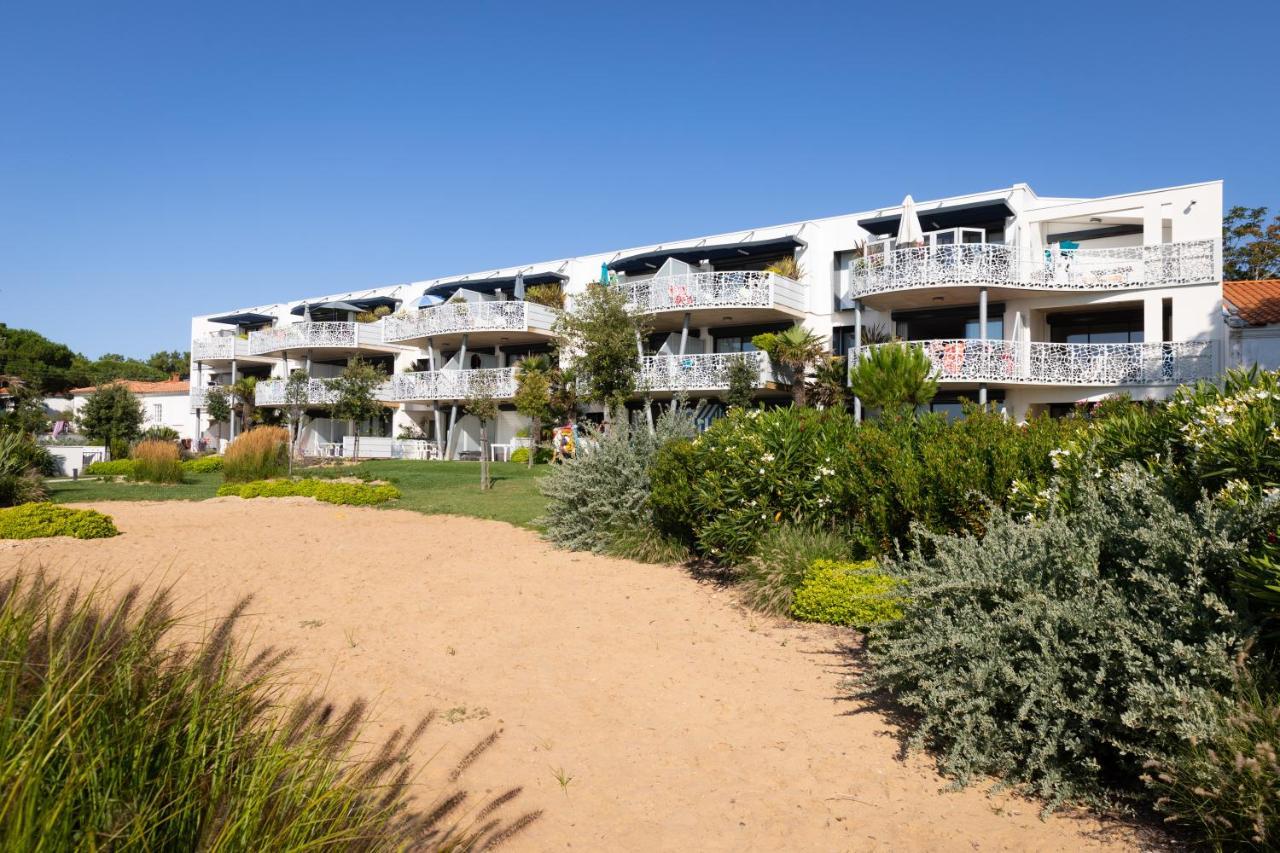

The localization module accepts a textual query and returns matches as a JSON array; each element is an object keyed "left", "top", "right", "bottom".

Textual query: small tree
[
  {"left": 229, "top": 376, "right": 258, "bottom": 432},
  {"left": 810, "top": 355, "right": 851, "bottom": 410},
  {"left": 848, "top": 342, "right": 938, "bottom": 414},
  {"left": 724, "top": 355, "right": 758, "bottom": 410},
  {"left": 513, "top": 355, "right": 553, "bottom": 468},
  {"left": 752, "top": 325, "right": 827, "bottom": 407},
  {"left": 326, "top": 359, "right": 386, "bottom": 462},
  {"left": 555, "top": 284, "right": 649, "bottom": 420},
  {"left": 78, "top": 384, "right": 144, "bottom": 448},
  {"left": 0, "top": 383, "right": 49, "bottom": 436},
  {"left": 204, "top": 386, "right": 232, "bottom": 432},
  {"left": 548, "top": 364, "right": 581, "bottom": 426},
  {"left": 464, "top": 389, "right": 499, "bottom": 490},
  {"left": 1223, "top": 206, "right": 1280, "bottom": 281},
  {"left": 283, "top": 369, "right": 310, "bottom": 474}
]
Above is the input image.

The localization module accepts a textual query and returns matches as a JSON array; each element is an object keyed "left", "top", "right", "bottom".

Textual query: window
[
  {"left": 152, "top": 404, "right": 163, "bottom": 423},
  {"left": 714, "top": 336, "right": 758, "bottom": 354}
]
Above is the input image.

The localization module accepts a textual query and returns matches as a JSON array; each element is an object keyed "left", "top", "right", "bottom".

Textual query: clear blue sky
[{"left": 2, "top": 1, "right": 1276, "bottom": 358}]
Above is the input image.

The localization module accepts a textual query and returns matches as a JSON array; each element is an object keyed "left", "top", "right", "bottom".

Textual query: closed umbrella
[
  {"left": 896, "top": 194, "right": 925, "bottom": 247},
  {"left": 600, "top": 261, "right": 610, "bottom": 285},
  {"left": 514, "top": 271, "right": 525, "bottom": 300}
]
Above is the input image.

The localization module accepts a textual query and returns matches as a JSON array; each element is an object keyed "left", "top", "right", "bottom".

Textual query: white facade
[
  {"left": 53, "top": 384, "right": 196, "bottom": 441},
  {"left": 190, "top": 180, "right": 1225, "bottom": 453}
]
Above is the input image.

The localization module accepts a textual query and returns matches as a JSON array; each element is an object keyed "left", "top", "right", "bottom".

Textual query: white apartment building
[{"left": 188, "top": 180, "right": 1224, "bottom": 456}]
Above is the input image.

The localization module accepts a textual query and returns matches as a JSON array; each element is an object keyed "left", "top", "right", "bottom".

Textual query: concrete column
[
  {"left": 852, "top": 300, "right": 863, "bottom": 421},
  {"left": 678, "top": 312, "right": 690, "bottom": 356},
  {"left": 978, "top": 288, "right": 988, "bottom": 406},
  {"left": 496, "top": 345, "right": 506, "bottom": 368},
  {"left": 1143, "top": 294, "right": 1163, "bottom": 343},
  {"left": 229, "top": 358, "right": 238, "bottom": 440}
]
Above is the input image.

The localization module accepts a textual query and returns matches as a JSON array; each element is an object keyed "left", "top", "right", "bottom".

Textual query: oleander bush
[
  {"left": 866, "top": 466, "right": 1256, "bottom": 807},
  {"left": 217, "top": 478, "right": 400, "bottom": 506},
  {"left": 85, "top": 459, "right": 135, "bottom": 477},
  {"left": 129, "top": 438, "right": 184, "bottom": 484},
  {"left": 1144, "top": 671, "right": 1280, "bottom": 849},
  {"left": 182, "top": 455, "right": 223, "bottom": 473},
  {"left": 0, "top": 571, "right": 538, "bottom": 849},
  {"left": 0, "top": 429, "right": 49, "bottom": 507},
  {"left": 222, "top": 426, "right": 290, "bottom": 483},
  {"left": 539, "top": 409, "right": 695, "bottom": 553},
  {"left": 737, "top": 523, "right": 853, "bottom": 616},
  {"left": 0, "top": 503, "right": 118, "bottom": 540},
  {"left": 792, "top": 559, "right": 903, "bottom": 628}
]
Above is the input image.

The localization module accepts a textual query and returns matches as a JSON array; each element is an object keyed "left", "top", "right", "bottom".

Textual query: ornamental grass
[
  {"left": 222, "top": 426, "right": 290, "bottom": 483},
  {"left": 130, "top": 438, "right": 184, "bottom": 484}
]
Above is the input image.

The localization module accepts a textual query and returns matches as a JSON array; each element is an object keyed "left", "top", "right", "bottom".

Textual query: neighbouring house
[
  {"left": 49, "top": 376, "right": 194, "bottom": 441},
  {"left": 1224, "top": 280, "right": 1280, "bottom": 370},
  {"left": 190, "top": 180, "right": 1224, "bottom": 457}
]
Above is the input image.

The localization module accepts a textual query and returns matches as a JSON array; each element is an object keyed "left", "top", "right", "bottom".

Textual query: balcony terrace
[
  {"left": 380, "top": 300, "right": 558, "bottom": 347},
  {"left": 253, "top": 377, "right": 340, "bottom": 406},
  {"left": 381, "top": 367, "right": 518, "bottom": 402},
  {"left": 621, "top": 271, "right": 806, "bottom": 330},
  {"left": 848, "top": 240, "right": 1217, "bottom": 306},
  {"left": 248, "top": 321, "right": 401, "bottom": 357},
  {"left": 637, "top": 351, "right": 777, "bottom": 394},
  {"left": 856, "top": 339, "right": 1215, "bottom": 387}
]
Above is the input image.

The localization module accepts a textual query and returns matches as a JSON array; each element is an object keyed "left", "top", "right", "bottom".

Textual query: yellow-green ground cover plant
[
  {"left": 0, "top": 571, "right": 539, "bottom": 849},
  {"left": 217, "top": 478, "right": 400, "bottom": 506},
  {"left": 0, "top": 502, "right": 118, "bottom": 539},
  {"left": 791, "top": 559, "right": 902, "bottom": 627}
]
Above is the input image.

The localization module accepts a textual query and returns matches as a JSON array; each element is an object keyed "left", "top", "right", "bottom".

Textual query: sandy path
[{"left": 0, "top": 499, "right": 1146, "bottom": 852}]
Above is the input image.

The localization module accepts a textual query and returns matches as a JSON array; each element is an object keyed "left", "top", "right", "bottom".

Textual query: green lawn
[{"left": 46, "top": 461, "right": 550, "bottom": 529}]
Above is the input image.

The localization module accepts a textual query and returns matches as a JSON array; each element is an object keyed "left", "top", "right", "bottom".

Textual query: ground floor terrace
[{"left": 0, "top": 496, "right": 1145, "bottom": 852}]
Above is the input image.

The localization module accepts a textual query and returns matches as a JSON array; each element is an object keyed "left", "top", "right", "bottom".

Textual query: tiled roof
[
  {"left": 69, "top": 378, "right": 190, "bottom": 396},
  {"left": 1224, "top": 280, "right": 1280, "bottom": 327}
]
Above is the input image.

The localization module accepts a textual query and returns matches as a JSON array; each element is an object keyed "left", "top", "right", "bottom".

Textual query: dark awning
[
  {"left": 858, "top": 199, "right": 1014, "bottom": 237},
  {"left": 607, "top": 235, "right": 806, "bottom": 275},
  {"left": 422, "top": 272, "right": 567, "bottom": 298},
  {"left": 207, "top": 311, "right": 276, "bottom": 326},
  {"left": 290, "top": 296, "right": 400, "bottom": 316}
]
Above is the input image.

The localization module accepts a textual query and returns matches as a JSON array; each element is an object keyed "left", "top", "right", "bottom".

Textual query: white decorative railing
[
  {"left": 856, "top": 339, "right": 1215, "bottom": 386},
  {"left": 253, "top": 378, "right": 340, "bottom": 406},
  {"left": 381, "top": 300, "right": 557, "bottom": 342},
  {"left": 638, "top": 351, "right": 773, "bottom": 392},
  {"left": 189, "top": 385, "right": 229, "bottom": 411},
  {"left": 382, "top": 367, "right": 518, "bottom": 401},
  {"left": 848, "top": 240, "right": 1217, "bottom": 298},
  {"left": 248, "top": 322, "right": 387, "bottom": 355},
  {"left": 192, "top": 334, "right": 240, "bottom": 361},
  {"left": 621, "top": 271, "right": 806, "bottom": 314}
]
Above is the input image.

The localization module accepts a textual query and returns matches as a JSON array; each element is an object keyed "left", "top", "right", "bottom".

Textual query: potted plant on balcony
[
  {"left": 764, "top": 256, "right": 805, "bottom": 281},
  {"left": 524, "top": 283, "right": 564, "bottom": 310}
]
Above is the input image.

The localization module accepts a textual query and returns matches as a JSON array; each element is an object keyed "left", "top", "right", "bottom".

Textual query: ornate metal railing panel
[
  {"left": 192, "top": 335, "right": 236, "bottom": 361},
  {"left": 621, "top": 271, "right": 803, "bottom": 314},
  {"left": 253, "top": 378, "right": 340, "bottom": 406},
  {"left": 857, "top": 339, "right": 1215, "bottom": 387},
  {"left": 848, "top": 240, "right": 1217, "bottom": 298},
  {"left": 189, "top": 385, "right": 230, "bottom": 411},
  {"left": 381, "top": 301, "right": 542, "bottom": 342},
  {"left": 638, "top": 351, "right": 771, "bottom": 392},
  {"left": 249, "top": 322, "right": 359, "bottom": 355},
  {"left": 382, "top": 367, "right": 518, "bottom": 401}
]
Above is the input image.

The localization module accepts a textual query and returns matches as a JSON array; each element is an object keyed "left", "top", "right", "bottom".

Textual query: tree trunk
[
  {"left": 792, "top": 362, "right": 807, "bottom": 408},
  {"left": 349, "top": 419, "right": 359, "bottom": 462},
  {"left": 480, "top": 420, "right": 490, "bottom": 489},
  {"left": 528, "top": 416, "right": 540, "bottom": 468}
]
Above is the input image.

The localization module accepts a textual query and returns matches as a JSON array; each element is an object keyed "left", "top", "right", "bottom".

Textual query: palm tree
[
  {"left": 848, "top": 342, "right": 938, "bottom": 414},
  {"left": 809, "top": 356, "right": 851, "bottom": 410},
  {"left": 753, "top": 325, "right": 827, "bottom": 407},
  {"left": 229, "top": 376, "right": 258, "bottom": 433},
  {"left": 513, "top": 354, "right": 553, "bottom": 468}
]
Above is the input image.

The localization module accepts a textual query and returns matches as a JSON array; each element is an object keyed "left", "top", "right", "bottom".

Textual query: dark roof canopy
[
  {"left": 608, "top": 235, "right": 806, "bottom": 274},
  {"left": 290, "top": 296, "right": 400, "bottom": 316},
  {"left": 207, "top": 311, "right": 276, "bottom": 326},
  {"left": 858, "top": 199, "right": 1014, "bottom": 237},
  {"left": 422, "top": 272, "right": 567, "bottom": 298}
]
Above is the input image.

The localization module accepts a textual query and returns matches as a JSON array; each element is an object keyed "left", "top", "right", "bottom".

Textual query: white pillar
[
  {"left": 229, "top": 358, "right": 238, "bottom": 440},
  {"left": 978, "top": 288, "right": 988, "bottom": 406},
  {"left": 678, "top": 312, "right": 690, "bottom": 356},
  {"left": 852, "top": 300, "right": 863, "bottom": 421}
]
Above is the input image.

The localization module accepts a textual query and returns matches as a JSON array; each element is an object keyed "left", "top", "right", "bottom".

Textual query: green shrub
[
  {"left": 509, "top": 446, "right": 550, "bottom": 465},
  {"left": 129, "top": 439, "right": 184, "bottom": 484},
  {"left": 866, "top": 466, "right": 1252, "bottom": 807},
  {"left": 181, "top": 455, "right": 223, "bottom": 473},
  {"left": 648, "top": 438, "right": 698, "bottom": 543},
  {"left": 217, "top": 478, "right": 400, "bottom": 506},
  {"left": 0, "top": 571, "right": 538, "bottom": 849},
  {"left": 606, "top": 521, "right": 691, "bottom": 564},
  {"left": 1144, "top": 671, "right": 1280, "bottom": 849},
  {"left": 0, "top": 430, "right": 49, "bottom": 506},
  {"left": 108, "top": 437, "right": 130, "bottom": 461},
  {"left": 84, "top": 459, "right": 135, "bottom": 477},
  {"left": 539, "top": 409, "right": 695, "bottom": 553},
  {"left": 140, "top": 425, "right": 180, "bottom": 442},
  {"left": 0, "top": 503, "right": 118, "bottom": 540},
  {"left": 737, "top": 523, "right": 853, "bottom": 616},
  {"left": 222, "top": 426, "right": 289, "bottom": 483},
  {"left": 792, "top": 559, "right": 903, "bottom": 627}
]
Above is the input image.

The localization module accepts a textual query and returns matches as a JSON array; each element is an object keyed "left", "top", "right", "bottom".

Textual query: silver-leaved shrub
[{"left": 867, "top": 464, "right": 1258, "bottom": 807}]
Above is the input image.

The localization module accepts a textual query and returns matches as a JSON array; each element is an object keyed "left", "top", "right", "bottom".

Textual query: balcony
[
  {"left": 192, "top": 334, "right": 251, "bottom": 362},
  {"left": 847, "top": 240, "right": 1217, "bottom": 300},
  {"left": 855, "top": 339, "right": 1215, "bottom": 387},
  {"left": 380, "top": 300, "right": 558, "bottom": 344},
  {"left": 189, "top": 385, "right": 228, "bottom": 411},
  {"left": 381, "top": 367, "right": 518, "bottom": 402},
  {"left": 248, "top": 322, "right": 392, "bottom": 356},
  {"left": 253, "top": 377, "right": 340, "bottom": 406},
  {"left": 638, "top": 351, "right": 775, "bottom": 393},
  {"left": 621, "top": 271, "right": 805, "bottom": 316}
]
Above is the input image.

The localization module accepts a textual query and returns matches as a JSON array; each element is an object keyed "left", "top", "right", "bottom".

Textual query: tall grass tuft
[
  {"left": 130, "top": 438, "right": 184, "bottom": 484},
  {"left": 0, "top": 570, "right": 539, "bottom": 850},
  {"left": 737, "top": 523, "right": 853, "bottom": 616},
  {"left": 223, "top": 426, "right": 290, "bottom": 483}
]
